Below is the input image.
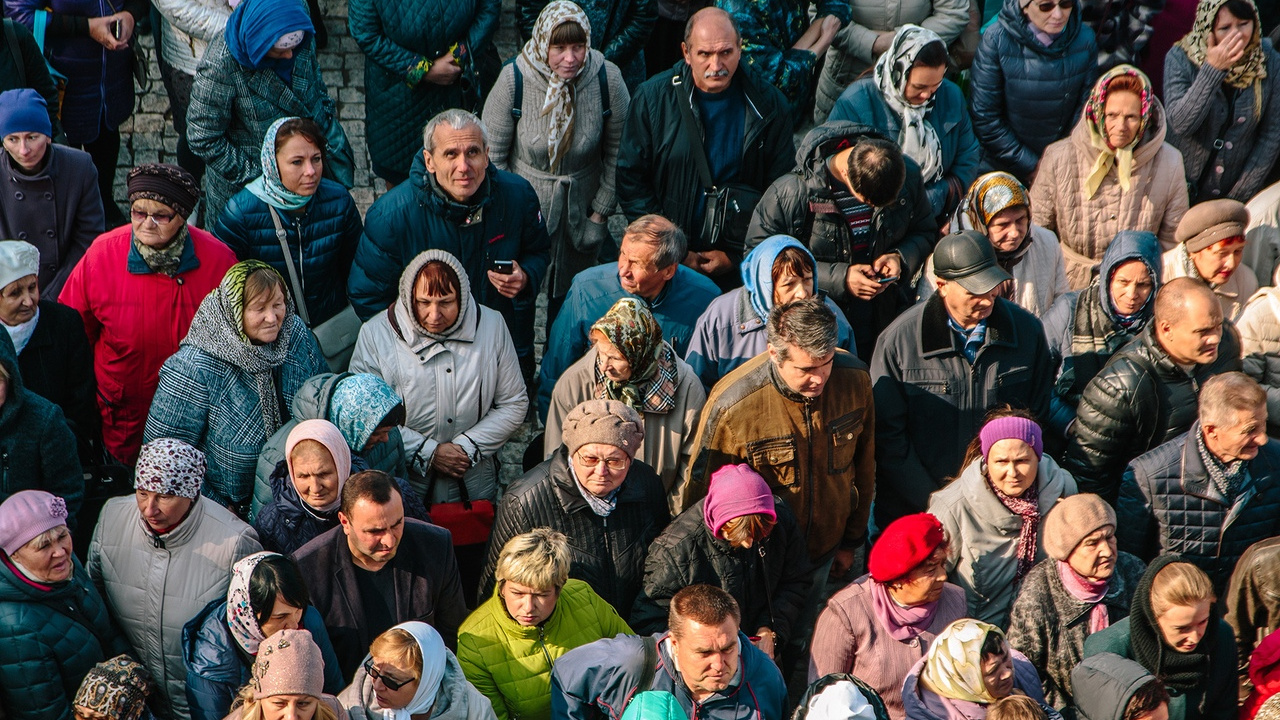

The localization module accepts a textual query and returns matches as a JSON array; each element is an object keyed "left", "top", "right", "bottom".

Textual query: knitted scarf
[
  {"left": 1129, "top": 555, "right": 1218, "bottom": 694},
  {"left": 1066, "top": 281, "right": 1145, "bottom": 402},
  {"left": 590, "top": 297, "right": 678, "bottom": 414},
  {"left": 520, "top": 1, "right": 592, "bottom": 173},
  {"left": 1083, "top": 65, "right": 1153, "bottom": 198},
  {"left": 132, "top": 224, "right": 189, "bottom": 277},
  {"left": 873, "top": 25, "right": 946, "bottom": 183},
  {"left": 1196, "top": 425, "right": 1248, "bottom": 498},
  {"left": 1178, "top": 0, "right": 1266, "bottom": 116},
  {"left": 870, "top": 579, "right": 940, "bottom": 642},
  {"left": 985, "top": 473, "right": 1040, "bottom": 583},
  {"left": 1057, "top": 560, "right": 1111, "bottom": 634}
]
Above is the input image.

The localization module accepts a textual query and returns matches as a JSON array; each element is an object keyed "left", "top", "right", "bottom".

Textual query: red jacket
[
  {"left": 59, "top": 225, "right": 236, "bottom": 464},
  {"left": 1246, "top": 631, "right": 1280, "bottom": 719}
]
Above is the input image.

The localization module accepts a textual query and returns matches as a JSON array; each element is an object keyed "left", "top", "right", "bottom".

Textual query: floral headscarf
[
  {"left": 73, "top": 656, "right": 153, "bottom": 720},
  {"left": 920, "top": 619, "right": 1008, "bottom": 704},
  {"left": 1178, "top": 0, "right": 1266, "bottom": 103},
  {"left": 590, "top": 298, "right": 678, "bottom": 415},
  {"left": 226, "top": 551, "right": 279, "bottom": 654},
  {"left": 1084, "top": 65, "right": 1154, "bottom": 199},
  {"left": 957, "top": 172, "right": 1031, "bottom": 231},
  {"left": 246, "top": 116, "right": 317, "bottom": 212},
  {"left": 520, "top": 1, "right": 593, "bottom": 173},
  {"left": 873, "top": 24, "right": 947, "bottom": 183}
]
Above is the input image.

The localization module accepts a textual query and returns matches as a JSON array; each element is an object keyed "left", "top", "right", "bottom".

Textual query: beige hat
[
  {"left": 561, "top": 399, "right": 644, "bottom": 458},
  {"left": 1043, "top": 494, "right": 1116, "bottom": 561},
  {"left": 1176, "top": 199, "right": 1249, "bottom": 253},
  {"left": 251, "top": 630, "right": 325, "bottom": 700}
]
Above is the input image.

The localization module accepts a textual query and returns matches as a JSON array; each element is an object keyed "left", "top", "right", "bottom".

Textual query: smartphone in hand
[
  {"left": 490, "top": 260, "right": 515, "bottom": 275},
  {"left": 111, "top": 19, "right": 122, "bottom": 39}
]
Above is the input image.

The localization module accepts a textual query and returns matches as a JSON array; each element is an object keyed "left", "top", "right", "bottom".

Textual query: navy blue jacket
[{"left": 214, "top": 179, "right": 363, "bottom": 325}]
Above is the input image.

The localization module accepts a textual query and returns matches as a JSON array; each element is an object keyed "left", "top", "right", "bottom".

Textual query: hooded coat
[
  {"left": 349, "top": 250, "right": 527, "bottom": 504},
  {"left": 684, "top": 235, "right": 857, "bottom": 391},
  {"left": 968, "top": 0, "right": 1099, "bottom": 181},
  {"left": 1070, "top": 652, "right": 1160, "bottom": 720},
  {"left": 1236, "top": 283, "right": 1280, "bottom": 435},
  {"left": 1042, "top": 230, "right": 1163, "bottom": 437},
  {"left": 340, "top": 647, "right": 498, "bottom": 720}
]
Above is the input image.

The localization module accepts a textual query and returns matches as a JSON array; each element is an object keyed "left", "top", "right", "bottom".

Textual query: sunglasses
[
  {"left": 363, "top": 658, "right": 414, "bottom": 691},
  {"left": 1024, "top": 0, "right": 1072, "bottom": 11}
]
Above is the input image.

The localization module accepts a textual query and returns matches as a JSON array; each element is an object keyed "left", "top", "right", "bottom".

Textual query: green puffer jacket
[{"left": 456, "top": 579, "right": 632, "bottom": 720}]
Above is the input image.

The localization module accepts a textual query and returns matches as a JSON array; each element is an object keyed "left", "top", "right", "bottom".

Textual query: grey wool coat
[
  {"left": 481, "top": 50, "right": 630, "bottom": 298},
  {"left": 1006, "top": 552, "right": 1146, "bottom": 711}
]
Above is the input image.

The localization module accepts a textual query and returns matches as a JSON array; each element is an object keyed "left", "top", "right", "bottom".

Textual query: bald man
[{"left": 1064, "top": 277, "right": 1242, "bottom": 504}]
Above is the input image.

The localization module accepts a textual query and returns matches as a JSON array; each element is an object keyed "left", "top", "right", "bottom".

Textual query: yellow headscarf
[
  {"left": 1083, "top": 65, "right": 1153, "bottom": 199},
  {"left": 920, "top": 619, "right": 1007, "bottom": 704}
]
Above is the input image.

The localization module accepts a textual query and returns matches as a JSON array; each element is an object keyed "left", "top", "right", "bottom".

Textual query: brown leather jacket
[{"left": 1226, "top": 536, "right": 1280, "bottom": 674}]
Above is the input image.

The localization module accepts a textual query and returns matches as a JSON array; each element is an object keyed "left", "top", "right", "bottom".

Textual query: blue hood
[
  {"left": 224, "top": 0, "right": 313, "bottom": 70},
  {"left": 328, "top": 374, "right": 404, "bottom": 452},
  {"left": 1097, "top": 231, "right": 1162, "bottom": 326},
  {"left": 741, "top": 235, "right": 820, "bottom": 321}
]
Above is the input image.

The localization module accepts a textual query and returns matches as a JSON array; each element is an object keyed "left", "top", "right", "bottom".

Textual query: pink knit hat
[
  {"left": 702, "top": 464, "right": 776, "bottom": 537},
  {"left": 0, "top": 490, "right": 68, "bottom": 556},
  {"left": 251, "top": 629, "right": 325, "bottom": 700},
  {"left": 979, "top": 416, "right": 1043, "bottom": 460}
]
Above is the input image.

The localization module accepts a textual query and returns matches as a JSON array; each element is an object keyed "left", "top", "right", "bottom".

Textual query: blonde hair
[
  {"left": 1150, "top": 562, "right": 1215, "bottom": 618},
  {"left": 369, "top": 628, "right": 424, "bottom": 680},
  {"left": 987, "top": 696, "right": 1048, "bottom": 720},
  {"left": 494, "top": 528, "right": 571, "bottom": 591},
  {"left": 719, "top": 514, "right": 776, "bottom": 546},
  {"left": 229, "top": 686, "right": 338, "bottom": 720}
]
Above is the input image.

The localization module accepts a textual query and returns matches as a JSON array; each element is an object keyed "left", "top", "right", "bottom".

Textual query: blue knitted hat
[{"left": 0, "top": 89, "right": 52, "bottom": 138}]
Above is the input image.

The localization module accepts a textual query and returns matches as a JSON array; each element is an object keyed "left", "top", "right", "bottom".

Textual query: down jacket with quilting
[
  {"left": 1238, "top": 286, "right": 1280, "bottom": 435},
  {"left": 1117, "top": 424, "right": 1280, "bottom": 593},
  {"left": 456, "top": 579, "right": 631, "bottom": 720}
]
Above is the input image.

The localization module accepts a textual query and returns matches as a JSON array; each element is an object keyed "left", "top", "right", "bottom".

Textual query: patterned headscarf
[
  {"left": 73, "top": 655, "right": 153, "bottom": 720},
  {"left": 519, "top": 1, "right": 592, "bottom": 173},
  {"left": 873, "top": 25, "right": 947, "bottom": 183},
  {"left": 1178, "top": 0, "right": 1266, "bottom": 104},
  {"left": 1084, "top": 65, "right": 1154, "bottom": 199},
  {"left": 247, "top": 116, "right": 317, "bottom": 212},
  {"left": 127, "top": 163, "right": 202, "bottom": 219},
  {"left": 134, "top": 438, "right": 207, "bottom": 500},
  {"left": 226, "top": 551, "right": 279, "bottom": 654},
  {"left": 183, "top": 260, "right": 296, "bottom": 436},
  {"left": 959, "top": 172, "right": 1031, "bottom": 230},
  {"left": 920, "top": 619, "right": 1008, "bottom": 704},
  {"left": 590, "top": 298, "right": 678, "bottom": 415}
]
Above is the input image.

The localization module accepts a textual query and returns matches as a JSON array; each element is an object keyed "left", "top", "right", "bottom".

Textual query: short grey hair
[
  {"left": 422, "top": 109, "right": 489, "bottom": 153},
  {"left": 622, "top": 215, "right": 686, "bottom": 269},
  {"left": 766, "top": 298, "right": 838, "bottom": 362},
  {"left": 1199, "top": 372, "right": 1266, "bottom": 428}
]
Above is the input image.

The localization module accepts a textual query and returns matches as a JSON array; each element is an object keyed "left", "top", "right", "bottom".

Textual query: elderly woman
[
  {"left": 685, "top": 235, "right": 856, "bottom": 391},
  {"left": 226, "top": 629, "right": 343, "bottom": 720},
  {"left": 902, "top": 619, "right": 1057, "bottom": 720},
  {"left": 0, "top": 490, "right": 129, "bottom": 720},
  {"left": 809, "top": 512, "right": 967, "bottom": 720},
  {"left": 73, "top": 655, "right": 155, "bottom": 720},
  {"left": 457, "top": 529, "right": 631, "bottom": 720},
  {"left": 1165, "top": 0, "right": 1280, "bottom": 203},
  {"left": 1031, "top": 65, "right": 1190, "bottom": 289},
  {"left": 829, "top": 25, "right": 979, "bottom": 219},
  {"left": 186, "top": 0, "right": 353, "bottom": 225},
  {"left": 1083, "top": 557, "right": 1237, "bottom": 720},
  {"left": 214, "top": 116, "right": 363, "bottom": 368},
  {"left": 145, "top": 260, "right": 327, "bottom": 515},
  {"left": 255, "top": 419, "right": 430, "bottom": 554},
  {"left": 1162, "top": 198, "right": 1258, "bottom": 322},
  {"left": 968, "top": 0, "right": 1098, "bottom": 183},
  {"left": 483, "top": 1, "right": 629, "bottom": 326},
  {"left": 0, "top": 89, "right": 104, "bottom": 298},
  {"left": 544, "top": 298, "right": 704, "bottom": 500},
  {"left": 919, "top": 173, "right": 1068, "bottom": 316},
  {"left": 1006, "top": 494, "right": 1147, "bottom": 710},
  {"left": 482, "top": 398, "right": 669, "bottom": 620},
  {"left": 59, "top": 164, "right": 237, "bottom": 466},
  {"left": 927, "top": 410, "right": 1079, "bottom": 627},
  {"left": 630, "top": 464, "right": 809, "bottom": 659},
  {"left": 340, "top": 622, "right": 496, "bottom": 720},
  {"left": 1042, "top": 230, "right": 1162, "bottom": 437},
  {"left": 184, "top": 552, "right": 345, "bottom": 720}
]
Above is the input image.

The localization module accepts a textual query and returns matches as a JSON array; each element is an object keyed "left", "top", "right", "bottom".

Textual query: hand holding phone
[
  {"left": 112, "top": 19, "right": 122, "bottom": 39},
  {"left": 490, "top": 259, "right": 515, "bottom": 275}
]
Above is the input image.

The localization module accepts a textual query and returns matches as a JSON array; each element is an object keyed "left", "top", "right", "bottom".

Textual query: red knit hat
[{"left": 868, "top": 513, "right": 946, "bottom": 583}]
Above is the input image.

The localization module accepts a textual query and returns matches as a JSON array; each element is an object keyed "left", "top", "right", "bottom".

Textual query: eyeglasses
[
  {"left": 130, "top": 209, "right": 176, "bottom": 226},
  {"left": 363, "top": 658, "right": 413, "bottom": 691},
  {"left": 1024, "top": 0, "right": 1072, "bottom": 11},
  {"left": 574, "top": 451, "right": 630, "bottom": 471}
]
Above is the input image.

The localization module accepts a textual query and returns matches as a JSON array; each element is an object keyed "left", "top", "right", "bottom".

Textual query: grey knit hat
[
  {"left": 561, "top": 399, "right": 645, "bottom": 458},
  {"left": 1043, "top": 493, "right": 1116, "bottom": 561}
]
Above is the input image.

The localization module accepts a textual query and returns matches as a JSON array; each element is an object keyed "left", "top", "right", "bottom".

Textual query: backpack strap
[
  {"left": 3, "top": 20, "right": 24, "bottom": 83},
  {"left": 597, "top": 63, "right": 610, "bottom": 124},
  {"left": 510, "top": 61, "right": 523, "bottom": 120}
]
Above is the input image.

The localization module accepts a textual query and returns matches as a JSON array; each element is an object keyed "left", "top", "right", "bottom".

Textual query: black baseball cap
[{"left": 933, "top": 230, "right": 1012, "bottom": 295}]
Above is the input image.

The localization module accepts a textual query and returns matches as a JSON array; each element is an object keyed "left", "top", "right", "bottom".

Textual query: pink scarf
[
  {"left": 870, "top": 578, "right": 939, "bottom": 642},
  {"left": 1057, "top": 561, "right": 1110, "bottom": 634},
  {"left": 986, "top": 477, "right": 1040, "bottom": 583}
]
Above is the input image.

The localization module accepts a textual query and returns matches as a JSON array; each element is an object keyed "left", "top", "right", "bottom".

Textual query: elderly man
[
  {"left": 1163, "top": 198, "right": 1259, "bottom": 322},
  {"left": 871, "top": 230, "right": 1054, "bottom": 528},
  {"left": 747, "top": 122, "right": 937, "bottom": 360},
  {"left": 292, "top": 469, "right": 467, "bottom": 678},
  {"left": 1118, "top": 372, "right": 1280, "bottom": 593},
  {"left": 551, "top": 584, "right": 786, "bottom": 720},
  {"left": 1064, "top": 277, "right": 1244, "bottom": 504},
  {"left": 616, "top": 8, "right": 795, "bottom": 289},
  {"left": 348, "top": 108, "right": 551, "bottom": 377},
  {"left": 537, "top": 215, "right": 719, "bottom": 419},
  {"left": 88, "top": 438, "right": 262, "bottom": 720}
]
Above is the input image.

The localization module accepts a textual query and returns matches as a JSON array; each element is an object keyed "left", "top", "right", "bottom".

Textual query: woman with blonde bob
[
  {"left": 457, "top": 529, "right": 630, "bottom": 720},
  {"left": 225, "top": 629, "right": 342, "bottom": 720}
]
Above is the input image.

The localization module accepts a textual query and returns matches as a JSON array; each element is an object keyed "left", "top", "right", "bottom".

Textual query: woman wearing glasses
[
  {"left": 480, "top": 398, "right": 670, "bottom": 622},
  {"left": 58, "top": 163, "right": 237, "bottom": 465}
]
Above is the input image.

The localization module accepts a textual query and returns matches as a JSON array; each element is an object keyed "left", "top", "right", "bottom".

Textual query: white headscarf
[
  {"left": 381, "top": 622, "right": 448, "bottom": 720},
  {"left": 873, "top": 24, "right": 946, "bottom": 183}
]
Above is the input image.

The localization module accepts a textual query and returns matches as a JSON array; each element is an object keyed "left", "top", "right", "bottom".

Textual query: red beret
[{"left": 868, "top": 513, "right": 946, "bottom": 583}]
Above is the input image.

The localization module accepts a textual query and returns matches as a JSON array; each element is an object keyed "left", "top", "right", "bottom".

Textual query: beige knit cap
[
  {"left": 251, "top": 629, "right": 325, "bottom": 700},
  {"left": 1176, "top": 199, "right": 1249, "bottom": 253},
  {"left": 1043, "top": 494, "right": 1116, "bottom": 561},
  {"left": 560, "top": 398, "right": 645, "bottom": 458}
]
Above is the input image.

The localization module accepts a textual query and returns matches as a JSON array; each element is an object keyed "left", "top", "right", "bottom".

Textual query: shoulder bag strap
[
  {"left": 510, "top": 62, "right": 523, "bottom": 120},
  {"left": 268, "top": 206, "right": 311, "bottom": 326},
  {"left": 598, "top": 63, "right": 611, "bottom": 124},
  {"left": 673, "top": 75, "right": 714, "bottom": 191},
  {"left": 4, "top": 20, "right": 25, "bottom": 82}
]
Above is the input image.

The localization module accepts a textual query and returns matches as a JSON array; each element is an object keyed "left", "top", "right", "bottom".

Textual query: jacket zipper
[
  {"left": 803, "top": 403, "right": 815, "bottom": 535},
  {"left": 537, "top": 626, "right": 553, "bottom": 667}
]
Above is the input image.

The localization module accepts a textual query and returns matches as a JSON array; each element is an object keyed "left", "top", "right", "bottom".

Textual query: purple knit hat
[
  {"left": 979, "top": 416, "right": 1043, "bottom": 460},
  {"left": 702, "top": 464, "right": 776, "bottom": 536},
  {"left": 0, "top": 490, "right": 68, "bottom": 555}
]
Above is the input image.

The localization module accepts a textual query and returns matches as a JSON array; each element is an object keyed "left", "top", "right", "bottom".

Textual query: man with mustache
[{"left": 616, "top": 7, "right": 795, "bottom": 291}]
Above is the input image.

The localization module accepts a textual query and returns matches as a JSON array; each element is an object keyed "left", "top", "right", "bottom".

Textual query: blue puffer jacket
[
  {"left": 968, "top": 0, "right": 1098, "bottom": 181},
  {"left": 0, "top": 557, "right": 129, "bottom": 720},
  {"left": 183, "top": 599, "right": 345, "bottom": 720},
  {"left": 214, "top": 179, "right": 363, "bottom": 326}
]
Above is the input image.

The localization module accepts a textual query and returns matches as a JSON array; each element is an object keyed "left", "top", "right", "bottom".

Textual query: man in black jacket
[
  {"left": 1064, "top": 277, "right": 1243, "bottom": 505},
  {"left": 616, "top": 7, "right": 795, "bottom": 290}
]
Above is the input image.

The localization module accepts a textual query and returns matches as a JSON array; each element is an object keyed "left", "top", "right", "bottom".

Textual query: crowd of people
[{"left": 8, "top": 0, "right": 1280, "bottom": 718}]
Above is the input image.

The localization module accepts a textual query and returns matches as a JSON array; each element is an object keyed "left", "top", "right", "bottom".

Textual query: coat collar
[
  {"left": 1177, "top": 421, "right": 1268, "bottom": 507},
  {"left": 919, "top": 294, "right": 1020, "bottom": 358},
  {"left": 548, "top": 446, "right": 648, "bottom": 515},
  {"left": 127, "top": 230, "right": 202, "bottom": 275},
  {"left": 133, "top": 494, "right": 206, "bottom": 549}
]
